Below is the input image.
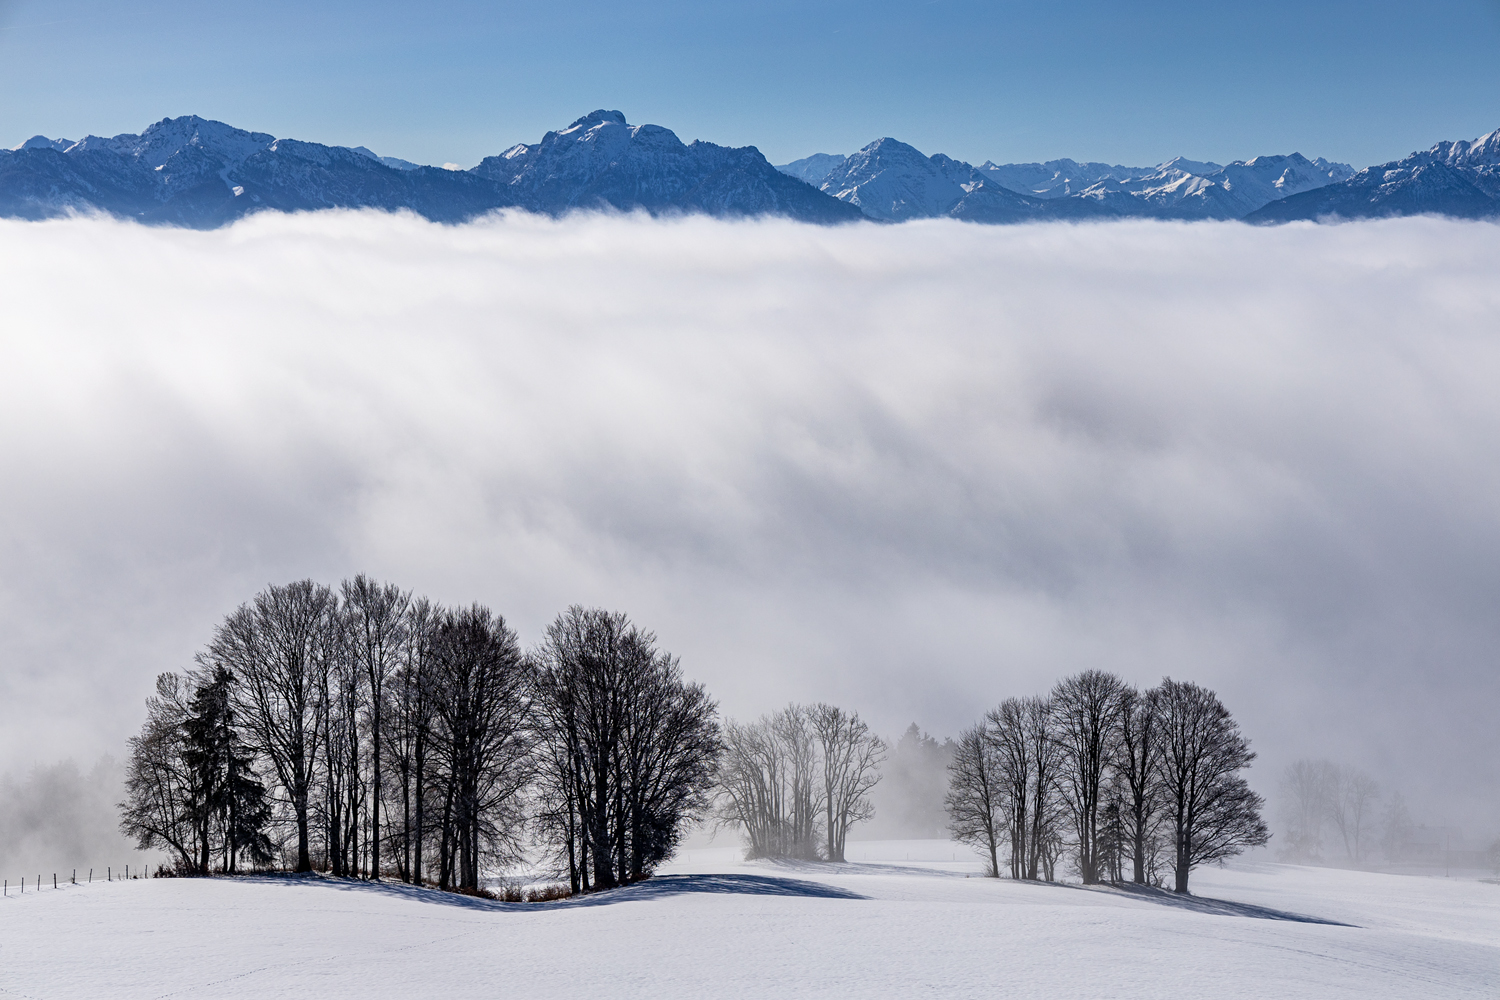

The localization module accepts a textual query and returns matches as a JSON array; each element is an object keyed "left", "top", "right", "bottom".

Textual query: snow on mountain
[
  {"left": 977, "top": 158, "right": 1155, "bottom": 199},
  {"left": 1247, "top": 129, "right": 1500, "bottom": 222},
  {"left": 816, "top": 137, "right": 1056, "bottom": 222},
  {"left": 0, "top": 112, "right": 860, "bottom": 226},
  {"left": 1, "top": 113, "right": 1490, "bottom": 227},
  {"left": 349, "top": 146, "right": 425, "bottom": 171},
  {"left": 471, "top": 110, "right": 859, "bottom": 222},
  {"left": 1158, "top": 156, "right": 1225, "bottom": 177},
  {"left": 774, "top": 152, "right": 847, "bottom": 186},
  {"left": 1070, "top": 153, "right": 1357, "bottom": 220},
  {"left": 11, "top": 135, "right": 75, "bottom": 152},
  {"left": 815, "top": 142, "right": 1354, "bottom": 221}
]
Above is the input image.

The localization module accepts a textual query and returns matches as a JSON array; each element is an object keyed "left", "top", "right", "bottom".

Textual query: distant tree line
[
  {"left": 120, "top": 578, "right": 720, "bottom": 895},
  {"left": 1279, "top": 759, "right": 1388, "bottom": 864},
  {"left": 944, "top": 671, "right": 1269, "bottom": 893}
]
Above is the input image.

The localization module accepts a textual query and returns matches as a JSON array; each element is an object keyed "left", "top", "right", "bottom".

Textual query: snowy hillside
[{"left": 3, "top": 840, "right": 1495, "bottom": 999}]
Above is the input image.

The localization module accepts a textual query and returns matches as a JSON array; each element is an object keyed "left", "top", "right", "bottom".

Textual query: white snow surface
[{"left": 3, "top": 840, "right": 1494, "bottom": 998}]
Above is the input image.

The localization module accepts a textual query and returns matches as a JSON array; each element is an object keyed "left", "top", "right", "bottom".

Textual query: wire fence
[{"left": 3, "top": 864, "right": 152, "bottom": 897}]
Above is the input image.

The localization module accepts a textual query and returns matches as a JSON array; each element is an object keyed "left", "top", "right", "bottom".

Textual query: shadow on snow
[
  {"left": 1061, "top": 881, "right": 1357, "bottom": 926},
  {"left": 230, "top": 871, "right": 866, "bottom": 911}
]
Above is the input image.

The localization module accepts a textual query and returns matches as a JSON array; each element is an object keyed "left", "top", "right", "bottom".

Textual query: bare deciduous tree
[
  {"left": 342, "top": 575, "right": 409, "bottom": 879},
  {"left": 986, "top": 699, "right": 1032, "bottom": 879},
  {"left": 945, "top": 722, "right": 1004, "bottom": 877},
  {"left": 717, "top": 706, "right": 823, "bottom": 860},
  {"left": 811, "top": 704, "right": 885, "bottom": 862},
  {"left": 532, "top": 607, "right": 720, "bottom": 892},
  {"left": 119, "top": 673, "right": 196, "bottom": 868},
  {"left": 210, "top": 580, "right": 338, "bottom": 872},
  {"left": 427, "top": 604, "right": 533, "bottom": 893},
  {"left": 1155, "top": 678, "right": 1269, "bottom": 893},
  {"left": 1050, "top": 670, "right": 1127, "bottom": 884},
  {"left": 1114, "top": 684, "right": 1165, "bottom": 884},
  {"left": 1279, "top": 758, "right": 1335, "bottom": 862},
  {"left": 1327, "top": 764, "right": 1380, "bottom": 864}
]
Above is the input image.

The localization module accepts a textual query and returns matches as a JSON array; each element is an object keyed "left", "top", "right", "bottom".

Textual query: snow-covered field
[{"left": 2, "top": 840, "right": 1495, "bottom": 999}]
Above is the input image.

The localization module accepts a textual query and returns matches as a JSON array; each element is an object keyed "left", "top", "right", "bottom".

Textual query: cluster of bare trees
[
  {"left": 120, "top": 579, "right": 720, "bottom": 895},
  {"left": 716, "top": 704, "right": 885, "bottom": 862},
  {"left": 945, "top": 671, "right": 1268, "bottom": 893},
  {"left": 530, "top": 608, "right": 721, "bottom": 894},
  {"left": 1279, "top": 759, "right": 1383, "bottom": 863}
]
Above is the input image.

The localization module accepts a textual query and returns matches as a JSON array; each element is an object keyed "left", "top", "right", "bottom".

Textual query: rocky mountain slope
[
  {"left": 471, "top": 110, "right": 857, "bottom": 222},
  {"left": 5, "top": 112, "right": 1497, "bottom": 226},
  {"left": 1245, "top": 130, "right": 1500, "bottom": 222},
  {"left": 0, "top": 112, "right": 855, "bottom": 227},
  {"left": 781, "top": 141, "right": 1354, "bottom": 221}
]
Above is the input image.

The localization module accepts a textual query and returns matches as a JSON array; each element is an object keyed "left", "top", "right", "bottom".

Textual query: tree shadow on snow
[
  {"left": 761, "top": 857, "right": 957, "bottom": 880},
  {"left": 1063, "top": 882, "right": 1357, "bottom": 926},
  {"left": 574, "top": 873, "right": 867, "bottom": 904},
  {"left": 230, "top": 871, "right": 865, "bottom": 912}
]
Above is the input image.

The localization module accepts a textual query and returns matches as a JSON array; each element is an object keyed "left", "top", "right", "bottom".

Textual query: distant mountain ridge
[
  {"left": 0, "top": 111, "right": 857, "bottom": 227},
  {"left": 1245, "top": 129, "right": 1500, "bottom": 222},
  {"left": 3, "top": 112, "right": 1496, "bottom": 227},
  {"left": 778, "top": 140, "right": 1357, "bottom": 222}
]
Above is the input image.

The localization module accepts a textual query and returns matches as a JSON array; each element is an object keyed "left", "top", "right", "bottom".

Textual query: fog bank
[{"left": 1, "top": 210, "right": 1498, "bottom": 839}]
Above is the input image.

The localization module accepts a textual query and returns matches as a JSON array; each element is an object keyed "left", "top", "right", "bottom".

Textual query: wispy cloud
[{"left": 2, "top": 210, "right": 1498, "bottom": 829}]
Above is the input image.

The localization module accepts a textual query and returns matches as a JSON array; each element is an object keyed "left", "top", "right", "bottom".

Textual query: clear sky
[{"left": 1, "top": 0, "right": 1498, "bottom": 168}]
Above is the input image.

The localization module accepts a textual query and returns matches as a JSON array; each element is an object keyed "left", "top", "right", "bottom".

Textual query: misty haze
[{"left": 2, "top": 206, "right": 1496, "bottom": 996}]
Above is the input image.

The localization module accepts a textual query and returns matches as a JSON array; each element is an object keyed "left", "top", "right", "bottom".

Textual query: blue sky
[{"left": 2, "top": 0, "right": 1498, "bottom": 171}]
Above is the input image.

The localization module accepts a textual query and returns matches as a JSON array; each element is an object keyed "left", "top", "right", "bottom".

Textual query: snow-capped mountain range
[
  {"left": 785, "top": 141, "right": 1357, "bottom": 221},
  {"left": 2, "top": 111, "right": 1496, "bottom": 227},
  {"left": 1246, "top": 129, "right": 1500, "bottom": 222}
]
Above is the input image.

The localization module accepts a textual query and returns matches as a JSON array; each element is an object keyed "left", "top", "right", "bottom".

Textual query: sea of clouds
[{"left": 2, "top": 209, "right": 1498, "bottom": 869}]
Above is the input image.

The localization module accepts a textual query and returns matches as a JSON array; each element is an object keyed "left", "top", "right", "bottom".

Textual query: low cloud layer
[{"left": 2, "top": 210, "right": 1498, "bottom": 841}]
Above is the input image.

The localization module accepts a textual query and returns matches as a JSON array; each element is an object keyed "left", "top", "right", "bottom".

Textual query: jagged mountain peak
[
  {"left": 1157, "top": 156, "right": 1224, "bottom": 176},
  {"left": 67, "top": 115, "right": 277, "bottom": 171},
  {"left": 1432, "top": 128, "right": 1500, "bottom": 167},
  {"left": 1246, "top": 126, "right": 1500, "bottom": 223},
  {"left": 463, "top": 110, "right": 860, "bottom": 222},
  {"left": 564, "top": 109, "right": 629, "bottom": 132},
  {"left": 6, "top": 114, "right": 1496, "bottom": 227}
]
